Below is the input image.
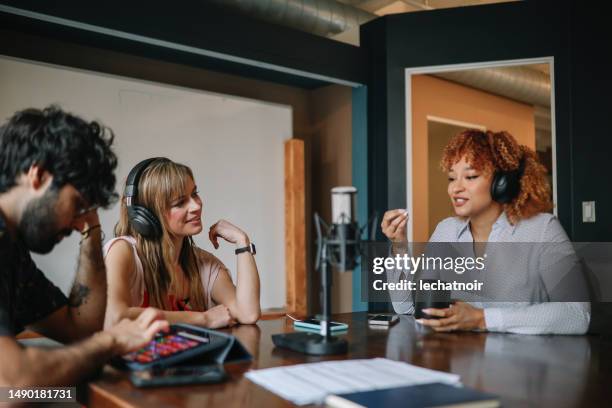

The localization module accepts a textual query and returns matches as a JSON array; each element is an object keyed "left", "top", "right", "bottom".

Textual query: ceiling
[
  {"left": 339, "top": 0, "right": 518, "bottom": 16},
  {"left": 208, "top": 0, "right": 521, "bottom": 46},
  {"left": 334, "top": 0, "right": 520, "bottom": 45}
]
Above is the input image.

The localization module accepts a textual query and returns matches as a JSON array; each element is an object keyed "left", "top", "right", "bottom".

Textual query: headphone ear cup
[
  {"left": 128, "top": 205, "right": 162, "bottom": 239},
  {"left": 491, "top": 171, "right": 506, "bottom": 203},
  {"left": 491, "top": 171, "right": 520, "bottom": 204}
]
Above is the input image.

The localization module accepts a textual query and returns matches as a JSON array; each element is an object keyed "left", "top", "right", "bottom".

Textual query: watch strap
[{"left": 235, "top": 243, "right": 256, "bottom": 255}]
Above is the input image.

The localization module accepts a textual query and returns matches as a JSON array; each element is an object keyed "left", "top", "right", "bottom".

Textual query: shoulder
[
  {"left": 104, "top": 236, "right": 138, "bottom": 273},
  {"left": 518, "top": 212, "right": 556, "bottom": 227},
  {"left": 103, "top": 236, "right": 137, "bottom": 257},
  {"left": 430, "top": 217, "right": 465, "bottom": 241},
  {"left": 515, "top": 213, "right": 569, "bottom": 242}
]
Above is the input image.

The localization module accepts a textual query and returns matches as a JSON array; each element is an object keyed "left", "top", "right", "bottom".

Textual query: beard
[{"left": 18, "top": 187, "right": 72, "bottom": 254}]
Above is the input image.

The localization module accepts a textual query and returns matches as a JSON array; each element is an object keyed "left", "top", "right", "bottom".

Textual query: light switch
[{"left": 582, "top": 201, "right": 596, "bottom": 223}]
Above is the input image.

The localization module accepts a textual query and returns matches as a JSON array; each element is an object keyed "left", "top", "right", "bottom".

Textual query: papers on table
[{"left": 244, "top": 358, "right": 461, "bottom": 406}]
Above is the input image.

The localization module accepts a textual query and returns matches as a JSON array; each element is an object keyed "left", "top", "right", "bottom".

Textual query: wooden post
[{"left": 285, "top": 139, "right": 307, "bottom": 317}]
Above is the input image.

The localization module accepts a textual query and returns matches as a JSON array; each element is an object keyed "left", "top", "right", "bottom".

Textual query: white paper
[{"left": 245, "top": 358, "right": 461, "bottom": 405}]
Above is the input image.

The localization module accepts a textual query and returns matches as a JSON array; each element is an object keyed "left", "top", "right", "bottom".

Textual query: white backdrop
[{"left": 0, "top": 56, "right": 290, "bottom": 309}]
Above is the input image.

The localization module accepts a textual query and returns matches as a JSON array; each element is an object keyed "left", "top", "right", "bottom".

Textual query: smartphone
[
  {"left": 368, "top": 314, "right": 399, "bottom": 326},
  {"left": 129, "top": 365, "right": 227, "bottom": 388},
  {"left": 294, "top": 318, "right": 349, "bottom": 332}
]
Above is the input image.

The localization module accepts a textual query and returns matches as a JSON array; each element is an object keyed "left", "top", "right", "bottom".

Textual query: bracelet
[{"left": 80, "top": 224, "right": 102, "bottom": 242}]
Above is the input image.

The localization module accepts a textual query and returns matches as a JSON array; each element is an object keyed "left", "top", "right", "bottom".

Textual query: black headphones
[
  {"left": 490, "top": 157, "right": 525, "bottom": 204},
  {"left": 125, "top": 158, "right": 164, "bottom": 240}
]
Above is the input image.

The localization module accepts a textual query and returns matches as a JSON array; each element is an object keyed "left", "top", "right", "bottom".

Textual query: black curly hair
[{"left": 0, "top": 105, "right": 118, "bottom": 207}]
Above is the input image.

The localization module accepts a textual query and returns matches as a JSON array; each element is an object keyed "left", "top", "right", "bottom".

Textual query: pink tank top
[{"left": 103, "top": 236, "right": 223, "bottom": 311}]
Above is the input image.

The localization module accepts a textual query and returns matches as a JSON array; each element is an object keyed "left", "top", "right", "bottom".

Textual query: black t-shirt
[{"left": 0, "top": 214, "right": 67, "bottom": 336}]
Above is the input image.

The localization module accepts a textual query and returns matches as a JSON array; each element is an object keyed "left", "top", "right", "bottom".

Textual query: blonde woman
[{"left": 103, "top": 158, "right": 260, "bottom": 329}]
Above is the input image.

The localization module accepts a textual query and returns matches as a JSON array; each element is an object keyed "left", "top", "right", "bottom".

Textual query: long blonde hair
[{"left": 115, "top": 158, "right": 206, "bottom": 310}]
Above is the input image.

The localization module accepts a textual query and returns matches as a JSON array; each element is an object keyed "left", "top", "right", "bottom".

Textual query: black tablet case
[
  {"left": 114, "top": 324, "right": 252, "bottom": 370},
  {"left": 176, "top": 324, "right": 253, "bottom": 365}
]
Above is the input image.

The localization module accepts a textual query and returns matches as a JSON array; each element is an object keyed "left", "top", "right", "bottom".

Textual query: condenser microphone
[
  {"left": 329, "top": 186, "right": 359, "bottom": 271},
  {"left": 314, "top": 186, "right": 368, "bottom": 272}
]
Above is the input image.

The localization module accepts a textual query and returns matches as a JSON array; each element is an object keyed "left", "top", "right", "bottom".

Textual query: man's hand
[
  {"left": 381, "top": 209, "right": 409, "bottom": 243},
  {"left": 209, "top": 220, "right": 249, "bottom": 248},
  {"left": 203, "top": 304, "right": 237, "bottom": 329},
  {"left": 104, "top": 308, "right": 169, "bottom": 355},
  {"left": 416, "top": 301, "right": 486, "bottom": 332}
]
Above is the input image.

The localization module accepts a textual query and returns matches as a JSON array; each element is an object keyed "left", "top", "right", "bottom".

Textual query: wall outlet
[{"left": 582, "top": 201, "right": 596, "bottom": 223}]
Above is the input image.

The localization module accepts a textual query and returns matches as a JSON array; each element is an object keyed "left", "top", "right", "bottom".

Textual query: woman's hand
[
  {"left": 381, "top": 209, "right": 409, "bottom": 243},
  {"left": 417, "top": 301, "right": 486, "bottom": 332},
  {"left": 209, "top": 219, "right": 249, "bottom": 249},
  {"left": 203, "top": 305, "right": 237, "bottom": 329}
]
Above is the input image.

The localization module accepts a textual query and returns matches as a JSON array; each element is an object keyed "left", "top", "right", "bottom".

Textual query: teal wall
[{"left": 352, "top": 85, "right": 368, "bottom": 312}]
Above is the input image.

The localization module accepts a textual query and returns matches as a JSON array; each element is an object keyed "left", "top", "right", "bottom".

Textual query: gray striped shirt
[{"left": 387, "top": 212, "right": 590, "bottom": 334}]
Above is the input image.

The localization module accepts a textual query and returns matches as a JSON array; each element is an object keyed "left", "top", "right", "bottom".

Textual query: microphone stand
[
  {"left": 320, "top": 242, "right": 332, "bottom": 341},
  {"left": 272, "top": 212, "right": 376, "bottom": 355},
  {"left": 270, "top": 227, "right": 348, "bottom": 355},
  {"left": 315, "top": 239, "right": 348, "bottom": 353}
]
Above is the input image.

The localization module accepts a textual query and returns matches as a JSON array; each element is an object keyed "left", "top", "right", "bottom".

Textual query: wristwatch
[{"left": 235, "top": 242, "right": 256, "bottom": 255}]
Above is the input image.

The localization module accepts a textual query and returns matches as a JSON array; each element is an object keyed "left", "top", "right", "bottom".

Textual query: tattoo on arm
[{"left": 68, "top": 283, "right": 91, "bottom": 308}]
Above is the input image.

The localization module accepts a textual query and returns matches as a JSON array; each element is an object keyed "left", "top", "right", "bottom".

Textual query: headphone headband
[
  {"left": 124, "top": 157, "right": 165, "bottom": 240},
  {"left": 125, "top": 158, "right": 162, "bottom": 207}
]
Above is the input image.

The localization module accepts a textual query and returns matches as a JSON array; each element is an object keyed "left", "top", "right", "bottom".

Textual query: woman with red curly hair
[{"left": 382, "top": 130, "right": 590, "bottom": 334}]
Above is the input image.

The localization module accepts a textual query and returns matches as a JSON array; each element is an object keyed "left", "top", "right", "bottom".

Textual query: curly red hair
[{"left": 440, "top": 129, "right": 552, "bottom": 224}]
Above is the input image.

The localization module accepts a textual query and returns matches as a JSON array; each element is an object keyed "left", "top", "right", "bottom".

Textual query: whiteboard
[{"left": 0, "top": 56, "right": 290, "bottom": 310}]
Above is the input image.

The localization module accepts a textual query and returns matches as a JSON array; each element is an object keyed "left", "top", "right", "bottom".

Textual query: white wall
[{"left": 0, "top": 56, "right": 290, "bottom": 309}]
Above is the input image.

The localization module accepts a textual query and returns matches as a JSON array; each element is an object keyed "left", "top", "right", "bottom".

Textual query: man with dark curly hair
[{"left": 0, "top": 106, "right": 168, "bottom": 386}]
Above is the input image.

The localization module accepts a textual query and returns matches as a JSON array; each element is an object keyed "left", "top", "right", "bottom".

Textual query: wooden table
[{"left": 86, "top": 313, "right": 612, "bottom": 407}]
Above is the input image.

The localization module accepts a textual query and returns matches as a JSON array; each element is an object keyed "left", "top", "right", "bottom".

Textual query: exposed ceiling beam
[
  {"left": 346, "top": 0, "right": 400, "bottom": 13},
  {"left": 400, "top": 0, "right": 434, "bottom": 10}
]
